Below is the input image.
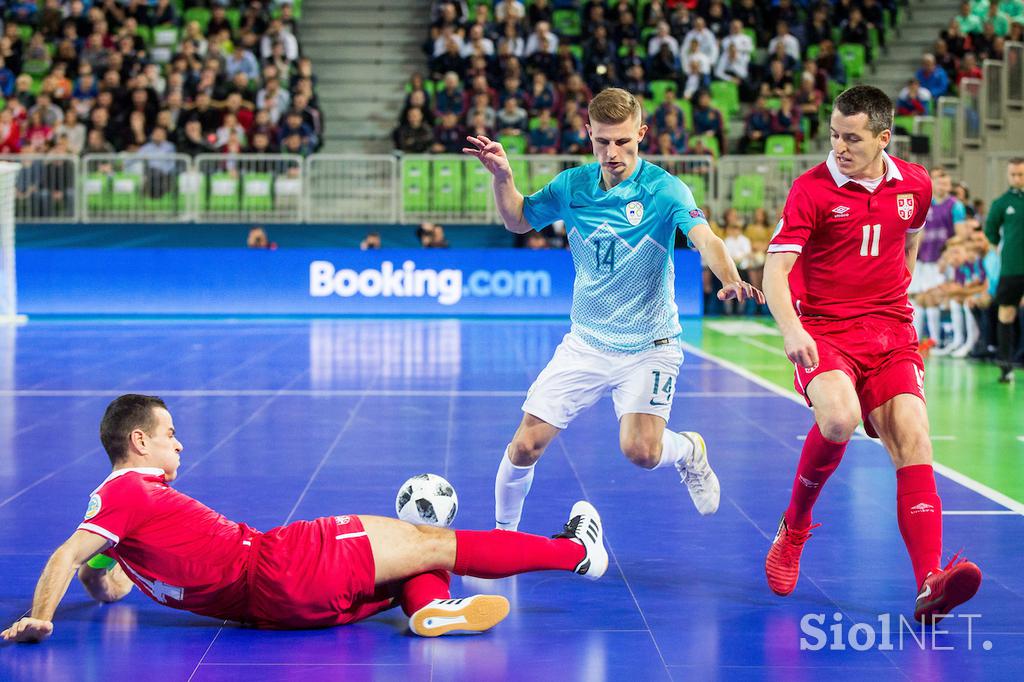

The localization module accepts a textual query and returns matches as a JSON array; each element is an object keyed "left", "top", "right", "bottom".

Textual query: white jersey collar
[
  {"left": 826, "top": 150, "right": 903, "bottom": 187},
  {"left": 93, "top": 467, "right": 165, "bottom": 493}
]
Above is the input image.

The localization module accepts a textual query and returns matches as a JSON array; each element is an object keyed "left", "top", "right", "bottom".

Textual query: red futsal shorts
[
  {"left": 245, "top": 515, "right": 396, "bottom": 629},
  {"left": 793, "top": 316, "right": 925, "bottom": 438}
]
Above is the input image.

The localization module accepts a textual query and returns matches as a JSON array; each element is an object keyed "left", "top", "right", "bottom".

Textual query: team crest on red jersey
[{"left": 897, "top": 193, "right": 915, "bottom": 221}]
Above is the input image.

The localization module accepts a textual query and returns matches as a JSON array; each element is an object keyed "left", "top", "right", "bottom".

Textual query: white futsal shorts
[
  {"left": 521, "top": 332, "right": 684, "bottom": 429},
  {"left": 909, "top": 262, "right": 946, "bottom": 295}
]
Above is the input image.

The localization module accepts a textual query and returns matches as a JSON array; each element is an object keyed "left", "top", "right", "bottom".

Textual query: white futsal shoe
[
  {"left": 554, "top": 500, "right": 608, "bottom": 580},
  {"left": 409, "top": 595, "right": 510, "bottom": 637},
  {"left": 676, "top": 431, "right": 720, "bottom": 515}
]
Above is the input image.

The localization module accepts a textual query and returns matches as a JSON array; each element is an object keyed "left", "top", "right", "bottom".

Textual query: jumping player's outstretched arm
[
  {"left": 463, "top": 135, "right": 533, "bottom": 234},
  {"left": 688, "top": 223, "right": 766, "bottom": 305},
  {"left": 1, "top": 530, "right": 112, "bottom": 643},
  {"left": 764, "top": 252, "right": 818, "bottom": 372}
]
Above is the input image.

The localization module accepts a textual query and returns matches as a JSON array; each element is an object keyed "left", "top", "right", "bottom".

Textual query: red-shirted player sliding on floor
[
  {"left": 763, "top": 86, "right": 981, "bottom": 624},
  {"left": 2, "top": 395, "right": 609, "bottom": 643}
]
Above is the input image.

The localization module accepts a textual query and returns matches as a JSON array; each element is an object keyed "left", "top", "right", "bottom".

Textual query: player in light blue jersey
[{"left": 464, "top": 88, "right": 764, "bottom": 531}]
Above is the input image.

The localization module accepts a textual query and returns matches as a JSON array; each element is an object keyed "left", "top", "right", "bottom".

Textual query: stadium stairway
[
  {"left": 301, "top": 0, "right": 428, "bottom": 153},
  {"left": 870, "top": 1, "right": 956, "bottom": 100}
]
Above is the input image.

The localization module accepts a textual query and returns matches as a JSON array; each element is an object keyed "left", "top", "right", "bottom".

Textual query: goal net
[{"left": 0, "top": 161, "right": 23, "bottom": 325}]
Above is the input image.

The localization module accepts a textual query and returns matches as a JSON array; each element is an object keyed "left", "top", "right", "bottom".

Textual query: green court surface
[{"left": 686, "top": 318, "right": 1024, "bottom": 507}]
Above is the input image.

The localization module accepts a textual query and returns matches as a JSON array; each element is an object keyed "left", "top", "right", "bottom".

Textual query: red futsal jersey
[
  {"left": 768, "top": 151, "right": 932, "bottom": 323},
  {"left": 78, "top": 467, "right": 256, "bottom": 622}
]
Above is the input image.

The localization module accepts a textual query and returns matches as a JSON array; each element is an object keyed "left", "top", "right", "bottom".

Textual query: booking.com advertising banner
[{"left": 17, "top": 248, "right": 703, "bottom": 316}]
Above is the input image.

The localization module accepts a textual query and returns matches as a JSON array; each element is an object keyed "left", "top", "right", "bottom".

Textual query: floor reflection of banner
[{"left": 0, "top": 324, "right": 14, "bottom": 477}]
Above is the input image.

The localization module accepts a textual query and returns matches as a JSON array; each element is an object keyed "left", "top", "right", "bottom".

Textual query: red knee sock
[
  {"left": 399, "top": 569, "right": 451, "bottom": 616},
  {"left": 896, "top": 464, "right": 943, "bottom": 588},
  {"left": 453, "top": 529, "right": 585, "bottom": 579},
  {"left": 784, "top": 424, "right": 848, "bottom": 530}
]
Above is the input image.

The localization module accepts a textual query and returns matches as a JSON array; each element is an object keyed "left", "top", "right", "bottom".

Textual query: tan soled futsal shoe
[{"left": 409, "top": 595, "right": 511, "bottom": 637}]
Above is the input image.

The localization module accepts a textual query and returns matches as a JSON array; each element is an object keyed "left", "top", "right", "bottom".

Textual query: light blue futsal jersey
[{"left": 523, "top": 159, "right": 708, "bottom": 353}]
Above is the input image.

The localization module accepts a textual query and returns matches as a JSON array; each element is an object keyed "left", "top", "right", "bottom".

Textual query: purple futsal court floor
[{"left": 0, "top": 319, "right": 1021, "bottom": 681}]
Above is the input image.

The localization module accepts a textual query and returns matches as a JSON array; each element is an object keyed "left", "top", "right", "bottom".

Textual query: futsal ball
[{"left": 395, "top": 473, "right": 459, "bottom": 527}]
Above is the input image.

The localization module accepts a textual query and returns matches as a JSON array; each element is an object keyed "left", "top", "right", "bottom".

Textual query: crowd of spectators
[
  {"left": 398, "top": 0, "right": 903, "bottom": 157},
  {"left": 0, "top": 0, "right": 321, "bottom": 166},
  {"left": 898, "top": 0, "right": 1023, "bottom": 119}
]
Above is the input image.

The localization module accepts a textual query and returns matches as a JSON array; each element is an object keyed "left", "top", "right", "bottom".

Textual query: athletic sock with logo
[
  {"left": 784, "top": 424, "right": 848, "bottom": 530},
  {"left": 896, "top": 464, "right": 943, "bottom": 589}
]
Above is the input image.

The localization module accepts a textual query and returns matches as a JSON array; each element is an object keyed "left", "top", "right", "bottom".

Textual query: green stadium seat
[
  {"left": 893, "top": 115, "right": 916, "bottom": 135},
  {"left": 225, "top": 8, "right": 241, "bottom": 32},
  {"left": 702, "top": 135, "right": 721, "bottom": 157},
  {"left": 805, "top": 44, "right": 820, "bottom": 62},
  {"left": 765, "top": 134, "right": 796, "bottom": 156},
  {"left": 710, "top": 97, "right": 730, "bottom": 130},
  {"left": 241, "top": 173, "right": 274, "bottom": 212},
  {"left": 678, "top": 97, "right": 693, "bottom": 129},
  {"left": 743, "top": 27, "right": 757, "bottom": 47},
  {"left": 402, "top": 159, "right": 430, "bottom": 212},
  {"left": 208, "top": 173, "right": 240, "bottom": 212},
  {"left": 509, "top": 159, "right": 530, "bottom": 195},
  {"left": 568, "top": 44, "right": 583, "bottom": 61},
  {"left": 529, "top": 159, "right": 560, "bottom": 194},
  {"left": 111, "top": 173, "right": 142, "bottom": 211},
  {"left": 431, "top": 159, "right": 464, "bottom": 211},
  {"left": 152, "top": 24, "right": 180, "bottom": 46},
  {"left": 183, "top": 8, "right": 211, "bottom": 31},
  {"left": 731, "top": 174, "right": 765, "bottom": 212},
  {"left": 677, "top": 174, "right": 706, "bottom": 208},
  {"left": 136, "top": 25, "right": 153, "bottom": 46},
  {"left": 464, "top": 161, "right": 491, "bottom": 212},
  {"left": 838, "top": 43, "right": 866, "bottom": 80},
  {"left": 84, "top": 173, "right": 111, "bottom": 212},
  {"left": 499, "top": 134, "right": 527, "bottom": 156},
  {"left": 649, "top": 80, "right": 677, "bottom": 106},
  {"left": 552, "top": 9, "right": 581, "bottom": 39},
  {"left": 710, "top": 80, "right": 740, "bottom": 117}
]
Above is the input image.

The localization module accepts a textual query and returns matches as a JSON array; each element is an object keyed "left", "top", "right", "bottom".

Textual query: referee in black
[{"left": 985, "top": 157, "right": 1024, "bottom": 383}]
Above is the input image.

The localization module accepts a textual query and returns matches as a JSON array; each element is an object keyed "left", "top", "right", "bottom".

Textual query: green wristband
[{"left": 86, "top": 554, "right": 116, "bottom": 570}]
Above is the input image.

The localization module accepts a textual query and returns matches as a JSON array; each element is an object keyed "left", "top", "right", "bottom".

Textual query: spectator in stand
[
  {"left": 705, "top": 0, "right": 731, "bottom": 39},
  {"left": 0, "top": 56, "right": 16, "bottom": 98},
  {"left": 24, "top": 109, "right": 54, "bottom": 149},
  {"left": 83, "top": 126, "right": 114, "bottom": 156},
  {"left": 431, "top": 111, "right": 463, "bottom": 153},
  {"left": 771, "top": 95, "right": 802, "bottom": 144},
  {"left": 656, "top": 108, "right": 687, "bottom": 153},
  {"left": 682, "top": 16, "right": 720, "bottom": 66},
  {"left": 766, "top": 40, "right": 799, "bottom": 84},
  {"left": 260, "top": 18, "right": 299, "bottom": 63},
  {"left": 767, "top": 21, "right": 801, "bottom": 64},
  {"left": 498, "top": 74, "right": 528, "bottom": 108},
  {"left": 916, "top": 53, "right": 950, "bottom": 99},
  {"left": 496, "top": 96, "right": 528, "bottom": 136},
  {"left": 761, "top": 58, "right": 792, "bottom": 99},
  {"left": 226, "top": 43, "right": 260, "bottom": 82},
  {"left": 981, "top": 2, "right": 1013, "bottom": 36},
  {"left": 498, "top": 21, "right": 525, "bottom": 58},
  {"left": 360, "top": 230, "right": 381, "bottom": 251},
  {"left": 956, "top": 2, "right": 984, "bottom": 34},
  {"left": 647, "top": 21, "right": 679, "bottom": 61},
  {"left": 957, "top": 52, "right": 984, "bottom": 86},
  {"left": 805, "top": 6, "right": 832, "bottom": 49},
  {"left": 393, "top": 106, "right": 434, "bottom": 153},
  {"left": 151, "top": 0, "right": 179, "bottom": 27},
  {"left": 527, "top": 0, "right": 552, "bottom": 27},
  {"left": 462, "top": 23, "right": 495, "bottom": 58},
  {"left": 257, "top": 77, "right": 291, "bottom": 125},
  {"left": 616, "top": 9, "right": 640, "bottom": 45},
  {"left": 0, "top": 109, "right": 20, "bottom": 153},
  {"left": 816, "top": 40, "right": 847, "bottom": 85},
  {"left": 527, "top": 108, "right": 559, "bottom": 154},
  {"left": 692, "top": 90, "right": 725, "bottom": 154},
  {"left": 721, "top": 19, "right": 754, "bottom": 63},
  {"left": 933, "top": 39, "right": 959, "bottom": 83},
  {"left": 526, "top": 71, "right": 557, "bottom": 115},
  {"left": 138, "top": 126, "right": 177, "bottom": 198},
  {"left": 740, "top": 96, "right": 773, "bottom": 154},
  {"left": 525, "top": 20, "right": 558, "bottom": 56},
  {"left": 840, "top": 8, "right": 873, "bottom": 62},
  {"left": 465, "top": 91, "right": 496, "bottom": 129},
  {"left": 465, "top": 110, "right": 494, "bottom": 141},
  {"left": 622, "top": 62, "right": 650, "bottom": 99},
  {"left": 896, "top": 78, "right": 932, "bottom": 116},
  {"left": 561, "top": 112, "right": 589, "bottom": 154},
  {"left": 794, "top": 72, "right": 824, "bottom": 139},
  {"left": 681, "top": 44, "right": 712, "bottom": 100},
  {"left": 972, "top": 21, "right": 1000, "bottom": 60},
  {"left": 215, "top": 112, "right": 248, "bottom": 150},
  {"left": 55, "top": 108, "right": 86, "bottom": 154},
  {"left": 435, "top": 72, "right": 465, "bottom": 118},
  {"left": 494, "top": 0, "right": 526, "bottom": 24},
  {"left": 732, "top": 0, "right": 766, "bottom": 43}
]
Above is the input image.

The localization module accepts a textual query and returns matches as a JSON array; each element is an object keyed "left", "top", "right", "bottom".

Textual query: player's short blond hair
[{"left": 588, "top": 88, "right": 642, "bottom": 127}]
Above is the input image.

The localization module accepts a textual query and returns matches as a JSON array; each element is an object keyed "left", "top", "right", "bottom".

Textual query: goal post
[{"left": 0, "top": 161, "right": 25, "bottom": 325}]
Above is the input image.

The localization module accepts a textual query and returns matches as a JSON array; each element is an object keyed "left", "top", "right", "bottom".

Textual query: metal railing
[
  {"left": 714, "top": 155, "right": 821, "bottom": 218},
  {"left": 194, "top": 153, "right": 304, "bottom": 223},
  {"left": 982, "top": 59, "right": 1004, "bottom": 129},
  {"left": 0, "top": 154, "right": 78, "bottom": 223},
  {"left": 1006, "top": 41, "right": 1023, "bottom": 109},
  {"left": 82, "top": 153, "right": 192, "bottom": 223},
  {"left": 306, "top": 155, "right": 398, "bottom": 224},
  {"left": 959, "top": 78, "right": 983, "bottom": 147},
  {"left": 933, "top": 97, "right": 959, "bottom": 167}
]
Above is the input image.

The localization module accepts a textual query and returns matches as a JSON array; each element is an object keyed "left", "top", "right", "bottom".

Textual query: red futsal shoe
[
  {"left": 914, "top": 554, "right": 982, "bottom": 625},
  {"left": 765, "top": 516, "right": 821, "bottom": 596}
]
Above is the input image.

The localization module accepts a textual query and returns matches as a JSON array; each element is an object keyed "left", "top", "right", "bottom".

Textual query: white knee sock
[
  {"left": 654, "top": 430, "right": 696, "bottom": 469},
  {"left": 495, "top": 446, "right": 535, "bottom": 531},
  {"left": 963, "top": 302, "right": 979, "bottom": 347},
  {"left": 926, "top": 307, "right": 942, "bottom": 343},
  {"left": 912, "top": 301, "right": 926, "bottom": 341},
  {"left": 950, "top": 302, "right": 965, "bottom": 347}
]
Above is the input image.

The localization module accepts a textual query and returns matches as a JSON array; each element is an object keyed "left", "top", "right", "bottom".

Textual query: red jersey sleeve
[
  {"left": 77, "top": 477, "right": 151, "bottom": 546},
  {"left": 768, "top": 179, "right": 818, "bottom": 254}
]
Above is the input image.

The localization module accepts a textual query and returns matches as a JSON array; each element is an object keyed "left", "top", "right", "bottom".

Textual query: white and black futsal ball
[{"left": 395, "top": 473, "right": 458, "bottom": 527}]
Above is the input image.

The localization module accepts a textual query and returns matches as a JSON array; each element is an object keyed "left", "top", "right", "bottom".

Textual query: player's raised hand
[
  {"left": 782, "top": 326, "right": 820, "bottom": 372},
  {"left": 717, "top": 281, "right": 766, "bottom": 305},
  {"left": 463, "top": 135, "right": 512, "bottom": 179},
  {"left": 1, "top": 617, "right": 54, "bottom": 643}
]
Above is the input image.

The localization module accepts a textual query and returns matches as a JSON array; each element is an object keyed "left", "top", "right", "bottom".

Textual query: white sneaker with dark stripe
[
  {"left": 408, "top": 595, "right": 510, "bottom": 637},
  {"left": 553, "top": 500, "right": 608, "bottom": 581},
  {"left": 675, "top": 431, "right": 720, "bottom": 515}
]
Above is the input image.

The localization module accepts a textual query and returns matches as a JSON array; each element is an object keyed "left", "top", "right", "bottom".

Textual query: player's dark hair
[
  {"left": 1009, "top": 157, "right": 1024, "bottom": 165},
  {"left": 834, "top": 85, "right": 893, "bottom": 136},
  {"left": 100, "top": 394, "right": 168, "bottom": 465}
]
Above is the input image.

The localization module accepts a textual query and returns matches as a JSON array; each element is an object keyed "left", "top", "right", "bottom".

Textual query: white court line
[
  {"left": 680, "top": 341, "right": 1024, "bottom": 516},
  {"left": 942, "top": 510, "right": 1020, "bottom": 515},
  {"left": 736, "top": 335, "right": 790, "bottom": 358},
  {"left": 0, "top": 388, "right": 773, "bottom": 399}
]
